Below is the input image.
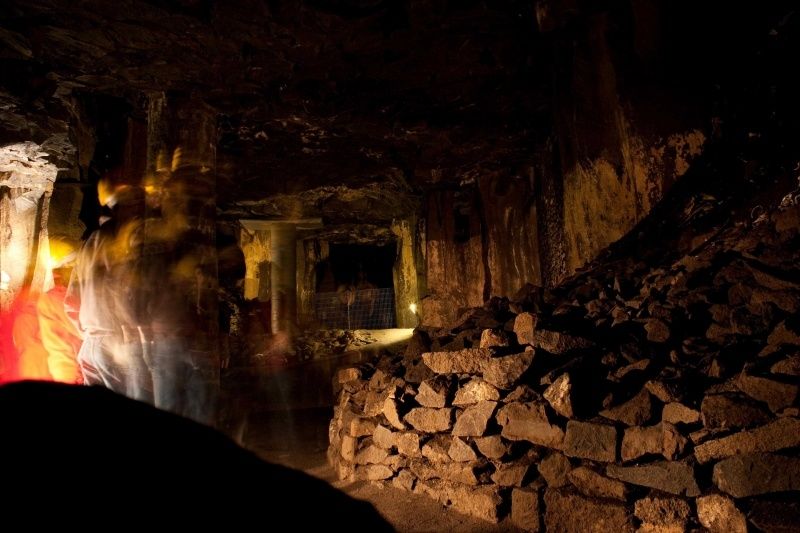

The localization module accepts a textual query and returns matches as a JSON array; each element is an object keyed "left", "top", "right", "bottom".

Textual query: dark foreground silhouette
[{"left": 0, "top": 381, "right": 393, "bottom": 531}]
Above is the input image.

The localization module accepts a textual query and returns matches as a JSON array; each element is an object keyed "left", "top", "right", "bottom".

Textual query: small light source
[
  {"left": 409, "top": 303, "right": 417, "bottom": 314},
  {"left": 1, "top": 270, "right": 10, "bottom": 291}
]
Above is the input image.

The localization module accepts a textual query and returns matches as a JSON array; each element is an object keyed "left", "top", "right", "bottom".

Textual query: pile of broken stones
[{"left": 328, "top": 201, "right": 800, "bottom": 532}]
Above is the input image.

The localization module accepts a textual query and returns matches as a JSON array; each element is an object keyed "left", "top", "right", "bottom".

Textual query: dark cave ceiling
[{"left": 0, "top": 0, "right": 552, "bottom": 203}]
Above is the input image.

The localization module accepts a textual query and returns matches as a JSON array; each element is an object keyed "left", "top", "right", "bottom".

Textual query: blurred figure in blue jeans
[{"left": 136, "top": 173, "right": 217, "bottom": 425}]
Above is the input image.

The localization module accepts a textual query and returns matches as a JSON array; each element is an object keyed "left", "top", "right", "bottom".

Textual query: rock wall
[
  {"left": 552, "top": 10, "right": 706, "bottom": 275},
  {"left": 421, "top": 3, "right": 716, "bottom": 326},
  {"left": 328, "top": 199, "right": 800, "bottom": 530},
  {"left": 423, "top": 172, "right": 546, "bottom": 327}
]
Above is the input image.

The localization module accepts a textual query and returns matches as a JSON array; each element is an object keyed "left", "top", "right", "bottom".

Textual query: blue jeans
[
  {"left": 78, "top": 335, "right": 152, "bottom": 403},
  {"left": 143, "top": 338, "right": 216, "bottom": 426}
]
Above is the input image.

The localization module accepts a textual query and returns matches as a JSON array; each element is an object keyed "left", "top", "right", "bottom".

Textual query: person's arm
[
  {"left": 64, "top": 235, "right": 94, "bottom": 334},
  {"left": 38, "top": 290, "right": 82, "bottom": 383}
]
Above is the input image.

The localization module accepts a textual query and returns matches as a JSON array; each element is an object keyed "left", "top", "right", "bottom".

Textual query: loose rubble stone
[
  {"left": 736, "top": 373, "right": 798, "bottom": 413},
  {"left": 645, "top": 319, "right": 671, "bottom": 342},
  {"left": 355, "top": 464, "right": 394, "bottom": 481},
  {"left": 511, "top": 487, "right": 540, "bottom": 532},
  {"left": 504, "top": 384, "right": 540, "bottom": 402},
  {"left": 600, "top": 388, "right": 654, "bottom": 426},
  {"left": 396, "top": 432, "right": 423, "bottom": 457},
  {"left": 392, "top": 469, "right": 416, "bottom": 491},
  {"left": 533, "top": 330, "right": 594, "bottom": 354},
  {"left": 383, "top": 454, "right": 409, "bottom": 471},
  {"left": 491, "top": 462, "right": 530, "bottom": 487},
  {"left": 337, "top": 367, "right": 361, "bottom": 384},
  {"left": 544, "top": 488, "right": 633, "bottom": 533},
  {"left": 403, "top": 357, "right": 434, "bottom": 384},
  {"left": 771, "top": 354, "right": 800, "bottom": 376},
  {"left": 415, "top": 479, "right": 504, "bottom": 523},
  {"left": 355, "top": 444, "right": 390, "bottom": 465},
  {"left": 713, "top": 452, "right": 800, "bottom": 498},
  {"left": 404, "top": 407, "right": 453, "bottom": 433},
  {"left": 563, "top": 421, "right": 617, "bottom": 462},
  {"left": 767, "top": 320, "right": 800, "bottom": 346},
  {"left": 373, "top": 425, "right": 396, "bottom": 449},
  {"left": 694, "top": 417, "right": 800, "bottom": 463},
  {"left": 637, "top": 520, "right": 685, "bottom": 532},
  {"left": 383, "top": 397, "right": 406, "bottom": 430},
  {"left": 634, "top": 496, "right": 690, "bottom": 529},
  {"left": 701, "top": 393, "right": 772, "bottom": 429},
  {"left": 644, "top": 380, "right": 683, "bottom": 403},
  {"left": 452, "top": 400, "right": 497, "bottom": 437},
  {"left": 479, "top": 329, "right": 509, "bottom": 348},
  {"left": 452, "top": 378, "right": 501, "bottom": 406},
  {"left": 348, "top": 417, "right": 377, "bottom": 437},
  {"left": 513, "top": 312, "right": 538, "bottom": 345},
  {"left": 474, "top": 435, "right": 510, "bottom": 460},
  {"left": 706, "top": 323, "right": 733, "bottom": 344},
  {"left": 612, "top": 359, "right": 650, "bottom": 380},
  {"left": 606, "top": 461, "right": 700, "bottom": 496},
  {"left": 751, "top": 287, "right": 800, "bottom": 313},
  {"left": 448, "top": 437, "right": 478, "bottom": 462},
  {"left": 538, "top": 452, "right": 571, "bottom": 487},
  {"left": 329, "top": 446, "right": 355, "bottom": 481},
  {"left": 567, "top": 466, "right": 628, "bottom": 501},
  {"left": 688, "top": 427, "right": 728, "bottom": 445},
  {"left": 497, "top": 402, "right": 565, "bottom": 449},
  {"left": 410, "top": 458, "right": 485, "bottom": 485},
  {"left": 364, "top": 389, "right": 392, "bottom": 417},
  {"left": 341, "top": 435, "right": 357, "bottom": 462},
  {"left": 422, "top": 349, "right": 492, "bottom": 374},
  {"left": 621, "top": 424, "right": 662, "bottom": 462},
  {"left": 368, "top": 369, "right": 393, "bottom": 391},
  {"left": 421, "top": 435, "right": 452, "bottom": 462},
  {"left": 481, "top": 350, "right": 534, "bottom": 390},
  {"left": 696, "top": 494, "right": 746, "bottom": 533},
  {"left": 662, "top": 402, "right": 701, "bottom": 425},
  {"left": 661, "top": 423, "right": 688, "bottom": 460},
  {"left": 543, "top": 373, "right": 573, "bottom": 418},
  {"left": 415, "top": 377, "right": 451, "bottom": 408}
]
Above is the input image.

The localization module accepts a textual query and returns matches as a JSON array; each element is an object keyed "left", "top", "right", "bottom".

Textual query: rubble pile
[
  {"left": 248, "top": 329, "right": 377, "bottom": 365},
  {"left": 294, "top": 330, "right": 377, "bottom": 360},
  {"left": 328, "top": 197, "right": 800, "bottom": 530}
]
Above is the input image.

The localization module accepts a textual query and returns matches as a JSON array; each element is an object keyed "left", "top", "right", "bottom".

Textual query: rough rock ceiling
[{"left": 0, "top": 0, "right": 550, "bottom": 203}]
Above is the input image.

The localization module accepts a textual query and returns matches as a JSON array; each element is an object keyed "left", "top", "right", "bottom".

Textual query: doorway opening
[{"left": 314, "top": 243, "right": 397, "bottom": 329}]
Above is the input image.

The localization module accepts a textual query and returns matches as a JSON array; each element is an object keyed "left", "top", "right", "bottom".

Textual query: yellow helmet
[
  {"left": 97, "top": 178, "right": 114, "bottom": 207},
  {"left": 48, "top": 236, "right": 79, "bottom": 269}
]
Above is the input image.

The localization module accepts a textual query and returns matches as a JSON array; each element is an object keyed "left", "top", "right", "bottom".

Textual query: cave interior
[{"left": 2, "top": 0, "right": 800, "bottom": 530}]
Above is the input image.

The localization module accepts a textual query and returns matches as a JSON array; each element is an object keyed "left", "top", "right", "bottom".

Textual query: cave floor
[
  {"left": 243, "top": 408, "right": 523, "bottom": 533},
  {"left": 222, "top": 328, "right": 523, "bottom": 531}
]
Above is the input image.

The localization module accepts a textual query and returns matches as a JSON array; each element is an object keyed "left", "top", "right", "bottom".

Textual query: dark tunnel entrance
[{"left": 314, "top": 243, "right": 397, "bottom": 329}]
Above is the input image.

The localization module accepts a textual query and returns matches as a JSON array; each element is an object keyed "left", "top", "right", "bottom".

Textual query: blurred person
[
  {"left": 217, "top": 232, "right": 246, "bottom": 370},
  {"left": 138, "top": 173, "right": 217, "bottom": 425},
  {"left": 37, "top": 237, "right": 83, "bottom": 383},
  {"left": 66, "top": 180, "right": 151, "bottom": 401}
]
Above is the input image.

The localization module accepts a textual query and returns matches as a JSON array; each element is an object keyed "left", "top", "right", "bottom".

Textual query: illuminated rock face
[{"left": 0, "top": 142, "right": 58, "bottom": 307}]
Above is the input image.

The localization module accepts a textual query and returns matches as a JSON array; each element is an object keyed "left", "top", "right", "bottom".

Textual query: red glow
[{"left": 1, "top": 287, "right": 82, "bottom": 385}]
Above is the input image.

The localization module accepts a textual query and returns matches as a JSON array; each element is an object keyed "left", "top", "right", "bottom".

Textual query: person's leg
[
  {"left": 119, "top": 340, "right": 152, "bottom": 403},
  {"left": 144, "top": 338, "right": 186, "bottom": 416},
  {"left": 76, "top": 337, "right": 103, "bottom": 386},
  {"left": 184, "top": 349, "right": 217, "bottom": 426}
]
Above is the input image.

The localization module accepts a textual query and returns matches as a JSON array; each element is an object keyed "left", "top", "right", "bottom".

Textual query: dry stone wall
[{"left": 328, "top": 199, "right": 800, "bottom": 530}]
